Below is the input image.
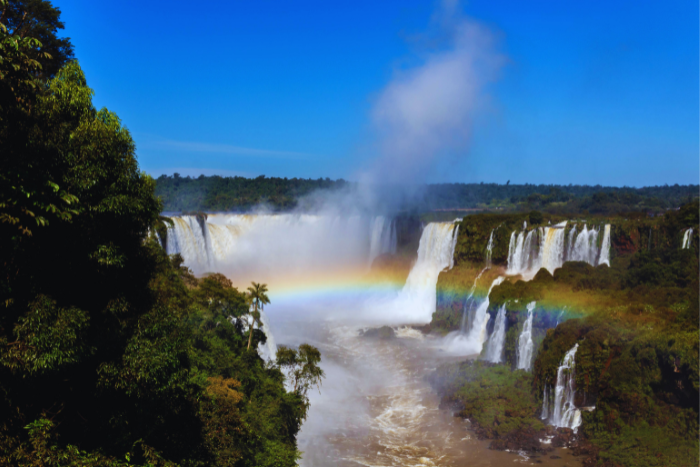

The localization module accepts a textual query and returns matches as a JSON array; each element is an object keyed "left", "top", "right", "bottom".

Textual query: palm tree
[{"left": 246, "top": 282, "right": 270, "bottom": 350}]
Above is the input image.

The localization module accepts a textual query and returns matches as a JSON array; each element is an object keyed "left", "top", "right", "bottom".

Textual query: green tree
[
  {"left": 0, "top": 0, "right": 74, "bottom": 78},
  {"left": 276, "top": 344, "right": 324, "bottom": 398},
  {"left": 246, "top": 282, "right": 270, "bottom": 350}
]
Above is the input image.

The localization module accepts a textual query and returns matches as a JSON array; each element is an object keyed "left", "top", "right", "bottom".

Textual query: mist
[
  {"left": 363, "top": 0, "right": 505, "bottom": 186},
  {"left": 162, "top": 4, "right": 506, "bottom": 465}
]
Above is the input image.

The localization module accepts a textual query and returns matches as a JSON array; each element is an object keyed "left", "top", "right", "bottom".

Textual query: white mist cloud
[{"left": 365, "top": 1, "right": 505, "bottom": 184}]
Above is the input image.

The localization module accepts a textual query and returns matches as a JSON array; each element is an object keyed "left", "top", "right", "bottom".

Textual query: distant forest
[{"left": 155, "top": 174, "right": 699, "bottom": 215}]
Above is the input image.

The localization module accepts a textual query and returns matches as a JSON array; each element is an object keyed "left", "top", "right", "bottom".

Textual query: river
[{"left": 270, "top": 309, "right": 581, "bottom": 467}]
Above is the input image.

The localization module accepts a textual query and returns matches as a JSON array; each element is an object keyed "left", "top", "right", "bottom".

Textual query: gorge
[{"left": 162, "top": 201, "right": 699, "bottom": 467}]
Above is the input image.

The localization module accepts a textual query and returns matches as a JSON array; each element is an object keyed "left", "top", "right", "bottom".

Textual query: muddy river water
[{"left": 271, "top": 315, "right": 581, "bottom": 467}]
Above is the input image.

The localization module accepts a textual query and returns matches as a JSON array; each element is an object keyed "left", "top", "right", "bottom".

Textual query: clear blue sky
[{"left": 57, "top": 0, "right": 698, "bottom": 186}]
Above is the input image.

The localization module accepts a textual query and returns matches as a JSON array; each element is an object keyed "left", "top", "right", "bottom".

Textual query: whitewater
[{"left": 165, "top": 213, "right": 580, "bottom": 466}]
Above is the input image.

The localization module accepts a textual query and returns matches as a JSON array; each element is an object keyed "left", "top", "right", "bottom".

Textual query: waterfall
[
  {"left": 522, "top": 229, "right": 537, "bottom": 272},
  {"left": 368, "top": 216, "right": 397, "bottom": 267},
  {"left": 460, "top": 267, "right": 489, "bottom": 333},
  {"left": 570, "top": 225, "right": 599, "bottom": 265},
  {"left": 540, "top": 222, "right": 568, "bottom": 274},
  {"left": 483, "top": 304, "right": 507, "bottom": 363},
  {"left": 548, "top": 343, "right": 582, "bottom": 430},
  {"left": 445, "top": 276, "right": 505, "bottom": 355},
  {"left": 468, "top": 276, "right": 506, "bottom": 348},
  {"left": 165, "top": 213, "right": 384, "bottom": 276},
  {"left": 516, "top": 301, "right": 536, "bottom": 370},
  {"left": 541, "top": 385, "right": 550, "bottom": 420},
  {"left": 485, "top": 229, "right": 495, "bottom": 266},
  {"left": 394, "top": 222, "right": 459, "bottom": 323},
  {"left": 507, "top": 232, "right": 526, "bottom": 274},
  {"left": 565, "top": 225, "right": 577, "bottom": 261},
  {"left": 682, "top": 228, "right": 694, "bottom": 249},
  {"left": 504, "top": 221, "right": 611, "bottom": 279},
  {"left": 166, "top": 216, "right": 211, "bottom": 272},
  {"left": 449, "top": 224, "right": 460, "bottom": 270},
  {"left": 598, "top": 224, "right": 611, "bottom": 266},
  {"left": 257, "top": 308, "right": 278, "bottom": 361},
  {"left": 240, "top": 307, "right": 277, "bottom": 362}
]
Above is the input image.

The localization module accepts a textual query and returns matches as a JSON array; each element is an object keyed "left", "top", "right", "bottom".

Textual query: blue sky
[{"left": 57, "top": 0, "right": 698, "bottom": 186}]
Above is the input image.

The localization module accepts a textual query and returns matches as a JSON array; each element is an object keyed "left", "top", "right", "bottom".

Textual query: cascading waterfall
[
  {"left": 506, "top": 231, "right": 526, "bottom": 274},
  {"left": 467, "top": 276, "right": 506, "bottom": 349},
  {"left": 483, "top": 304, "right": 507, "bottom": 363},
  {"left": 547, "top": 343, "right": 583, "bottom": 430},
  {"left": 682, "top": 228, "right": 694, "bottom": 249},
  {"left": 485, "top": 229, "right": 495, "bottom": 266},
  {"left": 516, "top": 301, "right": 536, "bottom": 370},
  {"left": 598, "top": 224, "right": 611, "bottom": 266},
  {"left": 460, "top": 267, "right": 489, "bottom": 333},
  {"left": 540, "top": 222, "right": 568, "bottom": 274},
  {"left": 166, "top": 216, "right": 211, "bottom": 272},
  {"left": 368, "top": 216, "right": 397, "bottom": 267},
  {"left": 506, "top": 221, "right": 610, "bottom": 278},
  {"left": 394, "top": 221, "right": 460, "bottom": 323},
  {"left": 569, "top": 224, "right": 599, "bottom": 265},
  {"left": 445, "top": 276, "right": 505, "bottom": 355},
  {"left": 522, "top": 229, "right": 537, "bottom": 271}
]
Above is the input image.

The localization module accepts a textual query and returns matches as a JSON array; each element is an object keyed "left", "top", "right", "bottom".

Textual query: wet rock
[
  {"left": 487, "top": 427, "right": 546, "bottom": 454},
  {"left": 551, "top": 427, "right": 575, "bottom": 448},
  {"left": 359, "top": 326, "right": 396, "bottom": 340}
]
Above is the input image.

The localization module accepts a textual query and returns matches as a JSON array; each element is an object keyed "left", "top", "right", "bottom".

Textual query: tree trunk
[{"left": 247, "top": 302, "right": 257, "bottom": 350}]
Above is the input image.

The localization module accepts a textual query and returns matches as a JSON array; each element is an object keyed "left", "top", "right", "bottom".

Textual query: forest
[
  {"left": 0, "top": 1, "right": 321, "bottom": 465},
  {"left": 154, "top": 174, "right": 698, "bottom": 215}
]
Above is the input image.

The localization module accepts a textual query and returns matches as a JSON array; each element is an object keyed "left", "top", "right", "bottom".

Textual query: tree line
[{"left": 155, "top": 174, "right": 698, "bottom": 215}]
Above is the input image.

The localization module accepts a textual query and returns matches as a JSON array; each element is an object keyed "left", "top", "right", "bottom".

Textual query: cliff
[{"left": 429, "top": 201, "right": 699, "bottom": 466}]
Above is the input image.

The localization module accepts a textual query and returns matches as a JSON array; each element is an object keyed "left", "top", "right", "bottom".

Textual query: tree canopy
[{"left": 0, "top": 4, "right": 321, "bottom": 465}]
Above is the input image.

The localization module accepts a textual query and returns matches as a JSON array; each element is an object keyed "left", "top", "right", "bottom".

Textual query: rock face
[
  {"left": 488, "top": 427, "right": 548, "bottom": 454},
  {"left": 359, "top": 326, "right": 396, "bottom": 340}
]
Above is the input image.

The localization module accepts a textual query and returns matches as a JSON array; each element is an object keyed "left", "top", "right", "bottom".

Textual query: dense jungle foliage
[
  {"left": 0, "top": 2, "right": 320, "bottom": 465},
  {"left": 154, "top": 173, "right": 698, "bottom": 214},
  {"left": 430, "top": 204, "right": 699, "bottom": 466}
]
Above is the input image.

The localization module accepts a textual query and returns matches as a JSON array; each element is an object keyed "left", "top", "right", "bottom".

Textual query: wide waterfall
[
  {"left": 507, "top": 222, "right": 611, "bottom": 278},
  {"left": 393, "top": 222, "right": 460, "bottom": 323},
  {"left": 516, "top": 301, "right": 536, "bottom": 370},
  {"left": 483, "top": 304, "right": 507, "bottom": 363},
  {"left": 682, "top": 228, "right": 694, "bottom": 249},
  {"left": 546, "top": 343, "right": 583, "bottom": 430},
  {"left": 368, "top": 216, "right": 397, "bottom": 267},
  {"left": 165, "top": 213, "right": 398, "bottom": 276}
]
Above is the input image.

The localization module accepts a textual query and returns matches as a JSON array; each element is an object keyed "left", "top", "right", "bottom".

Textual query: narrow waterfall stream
[
  {"left": 516, "top": 302, "right": 536, "bottom": 370},
  {"left": 483, "top": 304, "right": 507, "bottom": 363}
]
